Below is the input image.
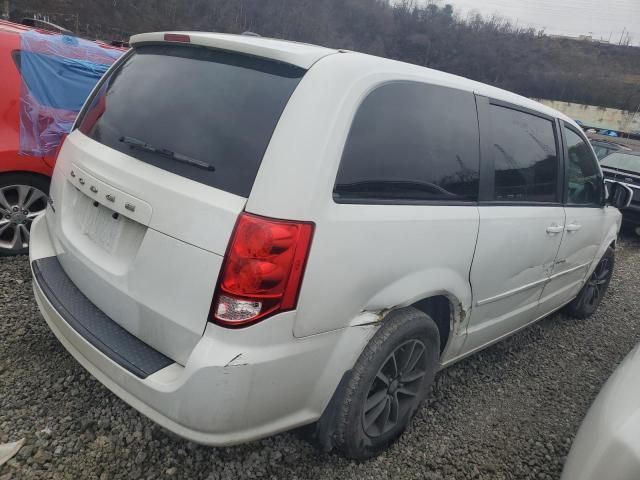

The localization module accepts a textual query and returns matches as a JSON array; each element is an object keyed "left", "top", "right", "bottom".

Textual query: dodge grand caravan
[{"left": 29, "top": 32, "right": 633, "bottom": 459}]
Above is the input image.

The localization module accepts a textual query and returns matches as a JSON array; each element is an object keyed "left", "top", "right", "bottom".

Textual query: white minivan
[{"left": 29, "top": 32, "right": 633, "bottom": 459}]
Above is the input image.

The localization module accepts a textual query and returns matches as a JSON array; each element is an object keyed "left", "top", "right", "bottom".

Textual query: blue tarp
[
  {"left": 19, "top": 51, "right": 112, "bottom": 111},
  {"left": 18, "top": 31, "right": 123, "bottom": 157}
]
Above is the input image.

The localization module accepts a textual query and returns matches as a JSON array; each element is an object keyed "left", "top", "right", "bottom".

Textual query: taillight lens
[{"left": 211, "top": 213, "right": 314, "bottom": 328}]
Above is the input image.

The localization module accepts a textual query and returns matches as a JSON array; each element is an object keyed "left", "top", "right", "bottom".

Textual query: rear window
[{"left": 77, "top": 45, "right": 305, "bottom": 197}]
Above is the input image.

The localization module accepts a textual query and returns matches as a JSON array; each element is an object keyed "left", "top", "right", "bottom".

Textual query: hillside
[{"left": 13, "top": 0, "right": 640, "bottom": 111}]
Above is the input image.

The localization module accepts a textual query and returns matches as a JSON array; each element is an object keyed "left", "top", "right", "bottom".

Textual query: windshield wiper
[{"left": 119, "top": 136, "right": 215, "bottom": 172}]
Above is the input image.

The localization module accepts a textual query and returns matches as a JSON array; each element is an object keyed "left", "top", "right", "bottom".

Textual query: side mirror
[{"left": 606, "top": 182, "right": 634, "bottom": 209}]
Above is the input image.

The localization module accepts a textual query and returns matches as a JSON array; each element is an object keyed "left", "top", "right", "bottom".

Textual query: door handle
[
  {"left": 546, "top": 224, "right": 564, "bottom": 234},
  {"left": 566, "top": 222, "right": 582, "bottom": 232}
]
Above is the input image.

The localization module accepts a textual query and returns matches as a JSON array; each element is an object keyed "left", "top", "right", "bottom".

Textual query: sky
[{"left": 437, "top": 0, "right": 640, "bottom": 45}]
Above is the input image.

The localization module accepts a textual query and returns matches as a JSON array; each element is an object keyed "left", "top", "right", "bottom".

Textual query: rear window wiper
[{"left": 119, "top": 136, "right": 215, "bottom": 172}]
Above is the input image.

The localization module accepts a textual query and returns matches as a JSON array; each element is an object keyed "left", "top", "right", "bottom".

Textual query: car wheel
[
  {"left": 0, "top": 173, "right": 50, "bottom": 256},
  {"left": 319, "top": 307, "right": 440, "bottom": 460},
  {"left": 563, "top": 247, "right": 614, "bottom": 319}
]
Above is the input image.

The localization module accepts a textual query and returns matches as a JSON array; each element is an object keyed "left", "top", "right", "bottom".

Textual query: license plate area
[
  {"left": 83, "top": 201, "right": 124, "bottom": 252},
  {"left": 58, "top": 180, "right": 148, "bottom": 275}
]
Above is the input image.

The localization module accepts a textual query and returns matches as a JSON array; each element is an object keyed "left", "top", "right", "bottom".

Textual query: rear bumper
[
  {"left": 32, "top": 255, "right": 173, "bottom": 379},
  {"left": 30, "top": 214, "right": 378, "bottom": 445}
]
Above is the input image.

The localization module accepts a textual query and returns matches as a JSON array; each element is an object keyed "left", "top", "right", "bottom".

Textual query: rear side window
[
  {"left": 334, "top": 82, "right": 480, "bottom": 203},
  {"left": 489, "top": 105, "right": 559, "bottom": 203},
  {"left": 77, "top": 45, "right": 305, "bottom": 198}
]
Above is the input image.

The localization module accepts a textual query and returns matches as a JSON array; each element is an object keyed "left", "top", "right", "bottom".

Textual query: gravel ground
[{"left": 1, "top": 232, "right": 639, "bottom": 480}]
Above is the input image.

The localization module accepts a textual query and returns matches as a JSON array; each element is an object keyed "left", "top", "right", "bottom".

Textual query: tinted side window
[
  {"left": 334, "top": 82, "right": 480, "bottom": 203},
  {"left": 564, "top": 128, "right": 602, "bottom": 205},
  {"left": 490, "top": 105, "right": 559, "bottom": 202}
]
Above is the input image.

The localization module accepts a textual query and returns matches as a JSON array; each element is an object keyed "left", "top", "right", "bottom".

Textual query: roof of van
[
  {"left": 130, "top": 31, "right": 574, "bottom": 125},
  {"left": 130, "top": 31, "right": 338, "bottom": 69}
]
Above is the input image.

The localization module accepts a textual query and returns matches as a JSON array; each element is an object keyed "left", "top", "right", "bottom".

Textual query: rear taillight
[{"left": 211, "top": 213, "right": 314, "bottom": 328}]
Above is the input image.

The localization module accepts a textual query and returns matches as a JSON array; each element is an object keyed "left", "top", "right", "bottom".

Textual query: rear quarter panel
[{"left": 247, "top": 53, "right": 478, "bottom": 341}]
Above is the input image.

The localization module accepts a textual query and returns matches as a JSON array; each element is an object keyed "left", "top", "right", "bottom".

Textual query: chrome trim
[
  {"left": 548, "top": 262, "right": 591, "bottom": 281},
  {"left": 476, "top": 277, "right": 548, "bottom": 306},
  {"left": 476, "top": 261, "right": 592, "bottom": 307}
]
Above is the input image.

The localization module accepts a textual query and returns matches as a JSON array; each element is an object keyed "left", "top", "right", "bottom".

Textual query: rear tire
[
  {"left": 0, "top": 173, "right": 50, "bottom": 256},
  {"left": 563, "top": 247, "right": 614, "bottom": 319},
  {"left": 318, "top": 307, "right": 439, "bottom": 460}
]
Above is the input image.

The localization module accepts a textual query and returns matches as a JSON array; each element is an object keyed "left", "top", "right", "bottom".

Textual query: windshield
[
  {"left": 76, "top": 44, "right": 305, "bottom": 197},
  {"left": 601, "top": 152, "right": 640, "bottom": 174}
]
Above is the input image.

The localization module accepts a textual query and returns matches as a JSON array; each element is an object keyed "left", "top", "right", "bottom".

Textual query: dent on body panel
[
  {"left": 472, "top": 213, "right": 560, "bottom": 305},
  {"left": 224, "top": 353, "right": 248, "bottom": 369},
  {"left": 358, "top": 268, "right": 471, "bottom": 348},
  {"left": 354, "top": 296, "right": 467, "bottom": 329},
  {"left": 454, "top": 301, "right": 468, "bottom": 335}
]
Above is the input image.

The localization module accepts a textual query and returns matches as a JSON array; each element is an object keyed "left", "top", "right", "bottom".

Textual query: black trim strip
[
  {"left": 487, "top": 97, "right": 556, "bottom": 122},
  {"left": 478, "top": 201, "right": 562, "bottom": 207},
  {"left": 32, "top": 257, "right": 173, "bottom": 379},
  {"left": 332, "top": 195, "right": 477, "bottom": 206},
  {"left": 476, "top": 95, "right": 495, "bottom": 203}
]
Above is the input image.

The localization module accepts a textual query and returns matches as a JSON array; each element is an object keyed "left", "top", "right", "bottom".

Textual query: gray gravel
[{"left": 1, "top": 232, "right": 640, "bottom": 480}]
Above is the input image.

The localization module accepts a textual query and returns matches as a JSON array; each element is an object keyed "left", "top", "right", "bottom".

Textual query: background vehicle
[
  {"left": 30, "top": 32, "right": 632, "bottom": 460},
  {"left": 0, "top": 19, "right": 123, "bottom": 255},
  {"left": 601, "top": 151, "right": 640, "bottom": 235},
  {"left": 590, "top": 138, "right": 632, "bottom": 160},
  {"left": 562, "top": 343, "right": 640, "bottom": 480}
]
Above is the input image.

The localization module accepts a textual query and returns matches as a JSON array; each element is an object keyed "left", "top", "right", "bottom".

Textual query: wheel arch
[
  {"left": 361, "top": 268, "right": 472, "bottom": 358},
  {"left": 0, "top": 154, "right": 53, "bottom": 177},
  {"left": 0, "top": 170, "right": 52, "bottom": 186},
  {"left": 410, "top": 295, "right": 456, "bottom": 355},
  {"left": 586, "top": 222, "right": 619, "bottom": 279}
]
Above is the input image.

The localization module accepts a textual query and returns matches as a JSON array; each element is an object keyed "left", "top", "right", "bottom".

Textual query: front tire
[
  {"left": 321, "top": 307, "right": 440, "bottom": 460},
  {"left": 0, "top": 173, "right": 50, "bottom": 256},
  {"left": 563, "top": 247, "right": 614, "bottom": 319}
]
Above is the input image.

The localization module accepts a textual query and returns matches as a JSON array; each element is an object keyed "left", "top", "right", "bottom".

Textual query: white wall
[{"left": 536, "top": 99, "right": 640, "bottom": 134}]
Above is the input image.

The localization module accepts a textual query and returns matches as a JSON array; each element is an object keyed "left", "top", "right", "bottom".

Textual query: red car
[{"left": 0, "top": 20, "right": 124, "bottom": 254}]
